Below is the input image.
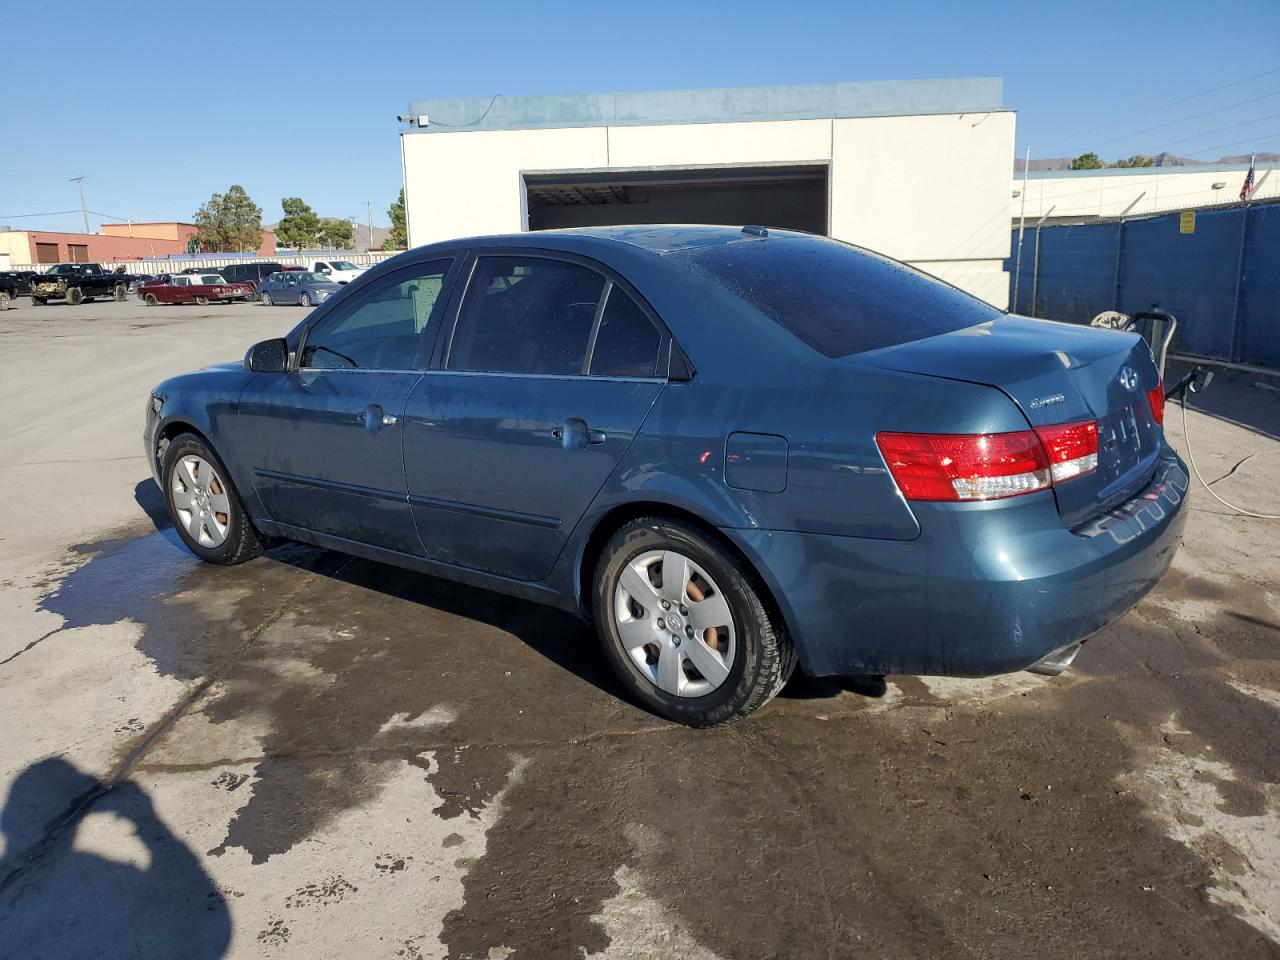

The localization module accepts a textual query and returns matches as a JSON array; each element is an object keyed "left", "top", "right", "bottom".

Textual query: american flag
[{"left": 1239, "top": 154, "right": 1256, "bottom": 201}]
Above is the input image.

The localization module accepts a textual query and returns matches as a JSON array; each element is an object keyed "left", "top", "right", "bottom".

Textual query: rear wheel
[
  {"left": 31, "top": 296, "right": 46, "bottom": 306},
  {"left": 0, "top": 292, "right": 10, "bottom": 311},
  {"left": 261, "top": 292, "right": 273, "bottom": 306},
  {"left": 113, "top": 284, "right": 127, "bottom": 302},
  {"left": 161, "top": 433, "right": 262, "bottom": 565},
  {"left": 594, "top": 517, "right": 795, "bottom": 726},
  {"left": 194, "top": 295, "right": 210, "bottom": 305}
]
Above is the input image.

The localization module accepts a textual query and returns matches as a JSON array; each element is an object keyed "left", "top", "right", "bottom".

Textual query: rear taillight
[
  {"left": 877, "top": 419, "right": 1098, "bottom": 502},
  {"left": 1147, "top": 383, "right": 1165, "bottom": 426},
  {"left": 1035, "top": 420, "right": 1098, "bottom": 483}
]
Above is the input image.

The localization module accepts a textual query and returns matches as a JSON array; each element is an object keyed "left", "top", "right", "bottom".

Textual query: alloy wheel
[
  {"left": 614, "top": 549, "right": 736, "bottom": 697},
  {"left": 171, "top": 454, "right": 231, "bottom": 548}
]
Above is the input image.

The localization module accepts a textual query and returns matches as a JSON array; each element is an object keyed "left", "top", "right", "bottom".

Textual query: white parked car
[{"left": 311, "top": 259, "right": 365, "bottom": 284}]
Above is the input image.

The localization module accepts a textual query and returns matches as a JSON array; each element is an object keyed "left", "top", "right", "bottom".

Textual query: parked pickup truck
[
  {"left": 0, "top": 273, "right": 19, "bottom": 311},
  {"left": 139, "top": 274, "right": 253, "bottom": 305},
  {"left": 30, "top": 263, "right": 130, "bottom": 305}
]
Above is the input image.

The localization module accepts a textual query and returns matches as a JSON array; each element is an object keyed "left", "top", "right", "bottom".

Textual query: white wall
[
  {"left": 1012, "top": 164, "right": 1277, "bottom": 221},
  {"left": 402, "top": 111, "right": 1016, "bottom": 307}
]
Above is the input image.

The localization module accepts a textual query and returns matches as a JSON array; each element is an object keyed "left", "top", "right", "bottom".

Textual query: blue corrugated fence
[{"left": 1008, "top": 200, "right": 1279, "bottom": 367}]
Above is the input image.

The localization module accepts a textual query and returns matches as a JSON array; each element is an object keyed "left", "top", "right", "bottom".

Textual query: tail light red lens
[
  {"left": 876, "top": 419, "right": 1098, "bottom": 502},
  {"left": 1034, "top": 420, "right": 1099, "bottom": 483},
  {"left": 1147, "top": 383, "right": 1165, "bottom": 426}
]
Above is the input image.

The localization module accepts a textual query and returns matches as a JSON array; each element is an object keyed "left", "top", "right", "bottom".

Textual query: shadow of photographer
[{"left": 0, "top": 758, "right": 230, "bottom": 959}]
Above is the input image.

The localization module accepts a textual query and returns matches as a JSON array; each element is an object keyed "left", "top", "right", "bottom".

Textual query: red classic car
[{"left": 139, "top": 273, "right": 253, "bottom": 305}]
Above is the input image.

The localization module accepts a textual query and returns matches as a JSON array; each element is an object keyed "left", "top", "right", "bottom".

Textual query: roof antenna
[{"left": 741, "top": 225, "right": 768, "bottom": 238}]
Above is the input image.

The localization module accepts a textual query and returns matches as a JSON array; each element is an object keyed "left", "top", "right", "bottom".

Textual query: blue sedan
[
  {"left": 143, "top": 226, "right": 1187, "bottom": 726},
  {"left": 257, "top": 271, "right": 341, "bottom": 307}
]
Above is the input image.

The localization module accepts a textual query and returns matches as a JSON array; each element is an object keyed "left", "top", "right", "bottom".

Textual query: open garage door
[{"left": 525, "top": 164, "right": 828, "bottom": 235}]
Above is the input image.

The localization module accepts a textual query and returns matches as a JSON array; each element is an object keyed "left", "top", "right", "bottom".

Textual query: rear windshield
[{"left": 678, "top": 235, "right": 1001, "bottom": 357}]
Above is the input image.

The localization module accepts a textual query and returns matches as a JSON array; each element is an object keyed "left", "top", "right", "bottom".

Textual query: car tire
[
  {"left": 0, "top": 292, "right": 10, "bottom": 311},
  {"left": 113, "top": 284, "right": 127, "bottom": 302},
  {"left": 144, "top": 293, "right": 158, "bottom": 306},
  {"left": 31, "top": 296, "right": 45, "bottom": 306},
  {"left": 593, "top": 517, "right": 795, "bottom": 726},
  {"left": 299, "top": 292, "right": 312, "bottom": 307},
  {"left": 66, "top": 287, "right": 84, "bottom": 306},
  {"left": 261, "top": 292, "right": 273, "bottom": 306},
  {"left": 195, "top": 295, "right": 209, "bottom": 305},
  {"left": 161, "top": 432, "right": 263, "bottom": 566}
]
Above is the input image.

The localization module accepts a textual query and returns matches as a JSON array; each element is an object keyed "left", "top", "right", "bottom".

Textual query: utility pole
[
  {"left": 70, "top": 176, "right": 89, "bottom": 233},
  {"left": 1012, "top": 148, "right": 1030, "bottom": 313},
  {"left": 364, "top": 200, "right": 375, "bottom": 251}
]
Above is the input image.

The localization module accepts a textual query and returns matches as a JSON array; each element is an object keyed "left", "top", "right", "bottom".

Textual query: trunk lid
[{"left": 858, "top": 315, "right": 1163, "bottom": 526}]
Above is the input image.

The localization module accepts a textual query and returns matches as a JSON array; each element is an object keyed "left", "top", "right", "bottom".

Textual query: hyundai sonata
[{"left": 144, "top": 226, "right": 1187, "bottom": 726}]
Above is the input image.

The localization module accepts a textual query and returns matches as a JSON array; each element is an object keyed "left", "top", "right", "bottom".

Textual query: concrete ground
[{"left": 0, "top": 297, "right": 1277, "bottom": 960}]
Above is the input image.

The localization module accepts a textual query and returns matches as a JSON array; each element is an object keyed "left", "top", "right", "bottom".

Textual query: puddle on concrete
[{"left": 18, "top": 506, "right": 1280, "bottom": 957}]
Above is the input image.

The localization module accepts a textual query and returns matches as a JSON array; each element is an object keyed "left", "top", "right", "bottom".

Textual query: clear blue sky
[{"left": 2, "top": 0, "right": 1277, "bottom": 234}]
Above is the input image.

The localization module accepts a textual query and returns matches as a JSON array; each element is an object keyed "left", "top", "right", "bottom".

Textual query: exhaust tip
[{"left": 1027, "top": 642, "right": 1082, "bottom": 677}]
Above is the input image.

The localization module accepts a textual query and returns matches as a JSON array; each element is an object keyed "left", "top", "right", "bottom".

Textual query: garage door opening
[{"left": 525, "top": 165, "right": 828, "bottom": 235}]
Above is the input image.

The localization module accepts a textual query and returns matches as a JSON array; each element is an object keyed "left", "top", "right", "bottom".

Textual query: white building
[
  {"left": 1012, "top": 162, "right": 1276, "bottom": 225},
  {"left": 400, "top": 79, "right": 1016, "bottom": 307}
]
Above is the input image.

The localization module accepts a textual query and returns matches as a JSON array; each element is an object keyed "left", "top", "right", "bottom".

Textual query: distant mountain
[{"left": 1015, "top": 152, "right": 1279, "bottom": 173}]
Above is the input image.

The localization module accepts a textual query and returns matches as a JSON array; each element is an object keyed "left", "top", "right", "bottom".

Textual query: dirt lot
[{"left": 0, "top": 297, "right": 1277, "bottom": 959}]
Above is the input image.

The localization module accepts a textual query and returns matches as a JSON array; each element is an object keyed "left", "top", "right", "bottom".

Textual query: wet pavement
[{"left": 1, "top": 302, "right": 1278, "bottom": 958}]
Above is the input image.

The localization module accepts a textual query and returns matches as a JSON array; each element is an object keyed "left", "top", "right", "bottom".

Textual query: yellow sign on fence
[{"left": 1179, "top": 210, "right": 1196, "bottom": 234}]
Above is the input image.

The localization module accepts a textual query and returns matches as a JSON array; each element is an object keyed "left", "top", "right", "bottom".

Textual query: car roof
[{"left": 455, "top": 224, "right": 813, "bottom": 257}]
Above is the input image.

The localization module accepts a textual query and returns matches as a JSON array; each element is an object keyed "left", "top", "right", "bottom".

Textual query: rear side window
[
  {"left": 448, "top": 257, "right": 605, "bottom": 375},
  {"left": 679, "top": 236, "right": 1000, "bottom": 357},
  {"left": 589, "top": 286, "right": 662, "bottom": 377}
]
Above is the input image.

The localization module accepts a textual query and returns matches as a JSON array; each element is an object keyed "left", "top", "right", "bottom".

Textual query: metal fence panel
[
  {"left": 1009, "top": 199, "right": 1279, "bottom": 367},
  {"left": 1238, "top": 203, "right": 1280, "bottom": 367}
]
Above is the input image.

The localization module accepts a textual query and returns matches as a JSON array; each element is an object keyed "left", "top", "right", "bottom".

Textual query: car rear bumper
[{"left": 725, "top": 448, "right": 1189, "bottom": 678}]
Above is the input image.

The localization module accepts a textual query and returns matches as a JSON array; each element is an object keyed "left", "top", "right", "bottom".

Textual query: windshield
[{"left": 677, "top": 235, "right": 1001, "bottom": 358}]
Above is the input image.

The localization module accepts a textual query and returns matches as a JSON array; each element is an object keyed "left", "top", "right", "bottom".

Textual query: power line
[
  {"left": 1045, "top": 66, "right": 1280, "bottom": 147},
  {"left": 1088, "top": 89, "right": 1280, "bottom": 150},
  {"left": 1156, "top": 113, "right": 1280, "bottom": 151},
  {"left": 0, "top": 210, "right": 81, "bottom": 219}
]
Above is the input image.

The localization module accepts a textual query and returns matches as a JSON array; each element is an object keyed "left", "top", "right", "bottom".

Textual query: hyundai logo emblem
[{"left": 1119, "top": 366, "right": 1139, "bottom": 392}]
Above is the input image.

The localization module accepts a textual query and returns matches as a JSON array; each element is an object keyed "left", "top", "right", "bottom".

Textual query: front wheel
[
  {"left": 299, "top": 292, "right": 312, "bottom": 307},
  {"left": 261, "top": 292, "right": 273, "bottom": 306},
  {"left": 161, "top": 433, "right": 262, "bottom": 565},
  {"left": 594, "top": 517, "right": 795, "bottom": 726},
  {"left": 144, "top": 293, "right": 158, "bottom": 306},
  {"left": 66, "top": 287, "right": 84, "bottom": 306}
]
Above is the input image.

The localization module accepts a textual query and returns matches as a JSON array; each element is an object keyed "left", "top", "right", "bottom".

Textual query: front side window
[
  {"left": 299, "top": 259, "right": 452, "bottom": 370},
  {"left": 589, "top": 286, "right": 662, "bottom": 377},
  {"left": 447, "top": 256, "right": 605, "bottom": 375}
]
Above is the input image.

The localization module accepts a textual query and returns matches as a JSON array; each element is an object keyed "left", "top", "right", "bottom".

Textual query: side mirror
[{"left": 244, "top": 338, "right": 289, "bottom": 373}]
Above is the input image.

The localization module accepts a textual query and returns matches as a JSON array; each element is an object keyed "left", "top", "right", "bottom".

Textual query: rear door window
[
  {"left": 447, "top": 256, "right": 605, "bottom": 375},
  {"left": 678, "top": 235, "right": 1000, "bottom": 357},
  {"left": 588, "top": 286, "right": 662, "bottom": 378}
]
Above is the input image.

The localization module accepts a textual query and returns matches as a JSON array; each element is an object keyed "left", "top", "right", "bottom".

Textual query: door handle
[
  {"left": 357, "top": 404, "right": 396, "bottom": 431},
  {"left": 553, "top": 420, "right": 606, "bottom": 449}
]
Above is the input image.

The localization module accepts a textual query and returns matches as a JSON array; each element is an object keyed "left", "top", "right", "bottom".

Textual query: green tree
[
  {"left": 385, "top": 189, "right": 407, "bottom": 250},
  {"left": 1070, "top": 152, "right": 1103, "bottom": 170},
  {"left": 277, "top": 197, "right": 321, "bottom": 251},
  {"left": 318, "top": 217, "right": 354, "bottom": 249},
  {"left": 1112, "top": 155, "right": 1157, "bottom": 168},
  {"left": 193, "top": 184, "right": 263, "bottom": 252}
]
